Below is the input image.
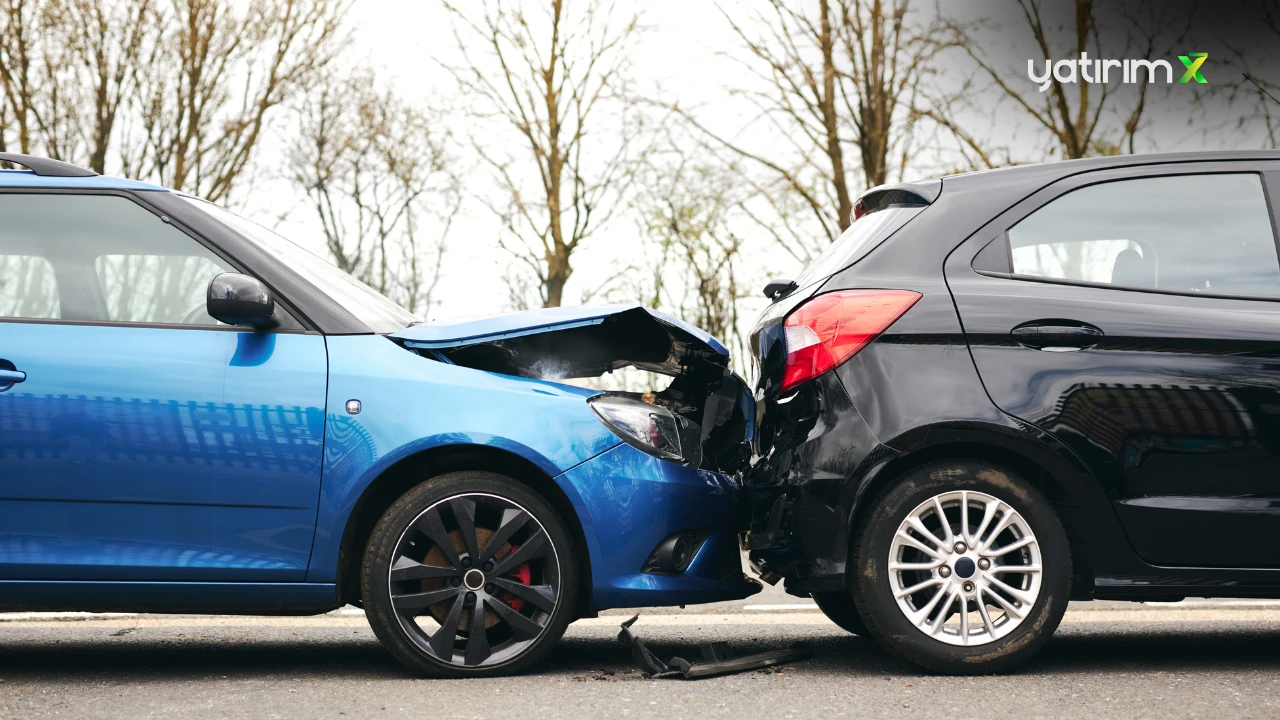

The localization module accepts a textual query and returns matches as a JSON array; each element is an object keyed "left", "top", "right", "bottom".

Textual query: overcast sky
[
  {"left": 242, "top": 0, "right": 1276, "bottom": 327},
  {"left": 246, "top": 0, "right": 756, "bottom": 324}
]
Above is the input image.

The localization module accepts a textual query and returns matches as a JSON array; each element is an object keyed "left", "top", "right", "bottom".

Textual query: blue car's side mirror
[{"left": 207, "top": 272, "right": 276, "bottom": 328}]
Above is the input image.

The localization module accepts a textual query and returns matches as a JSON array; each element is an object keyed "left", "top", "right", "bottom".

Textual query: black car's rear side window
[
  {"left": 795, "top": 206, "right": 924, "bottom": 288},
  {"left": 1007, "top": 174, "right": 1280, "bottom": 298}
]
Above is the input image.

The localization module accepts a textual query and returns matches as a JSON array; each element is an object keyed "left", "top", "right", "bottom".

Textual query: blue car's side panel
[
  {"left": 0, "top": 323, "right": 327, "bottom": 580},
  {"left": 555, "top": 442, "right": 759, "bottom": 609},
  {"left": 0, "top": 580, "right": 337, "bottom": 614},
  {"left": 307, "top": 334, "right": 620, "bottom": 582},
  {"left": 0, "top": 173, "right": 760, "bottom": 621}
]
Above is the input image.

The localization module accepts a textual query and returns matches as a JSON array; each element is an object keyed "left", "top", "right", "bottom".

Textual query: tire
[
  {"left": 812, "top": 590, "right": 868, "bottom": 636},
  {"left": 362, "top": 471, "right": 579, "bottom": 678},
  {"left": 851, "top": 460, "right": 1070, "bottom": 674}
]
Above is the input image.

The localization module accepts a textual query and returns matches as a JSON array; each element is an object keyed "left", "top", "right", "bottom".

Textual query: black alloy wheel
[{"left": 362, "top": 471, "right": 578, "bottom": 677}]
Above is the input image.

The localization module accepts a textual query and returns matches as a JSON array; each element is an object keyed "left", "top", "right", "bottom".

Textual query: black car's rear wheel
[
  {"left": 812, "top": 590, "right": 868, "bottom": 636},
  {"left": 851, "top": 460, "right": 1070, "bottom": 674},
  {"left": 362, "top": 471, "right": 578, "bottom": 677}
]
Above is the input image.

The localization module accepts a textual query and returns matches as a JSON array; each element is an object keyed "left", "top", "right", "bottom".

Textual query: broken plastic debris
[{"left": 617, "top": 615, "right": 812, "bottom": 679}]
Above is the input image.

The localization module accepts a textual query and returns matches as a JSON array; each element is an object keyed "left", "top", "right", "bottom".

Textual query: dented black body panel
[{"left": 748, "top": 151, "right": 1280, "bottom": 601}]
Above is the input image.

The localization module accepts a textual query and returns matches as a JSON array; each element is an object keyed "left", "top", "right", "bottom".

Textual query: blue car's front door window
[
  {"left": 0, "top": 194, "right": 235, "bottom": 325},
  {"left": 0, "top": 193, "right": 327, "bottom": 581}
]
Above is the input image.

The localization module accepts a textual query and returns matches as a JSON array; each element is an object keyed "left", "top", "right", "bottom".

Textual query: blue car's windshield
[{"left": 179, "top": 196, "right": 419, "bottom": 333}]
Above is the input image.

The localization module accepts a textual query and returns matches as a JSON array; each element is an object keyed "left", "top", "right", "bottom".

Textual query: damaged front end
[
  {"left": 391, "top": 305, "right": 760, "bottom": 609},
  {"left": 391, "top": 305, "right": 755, "bottom": 476}
]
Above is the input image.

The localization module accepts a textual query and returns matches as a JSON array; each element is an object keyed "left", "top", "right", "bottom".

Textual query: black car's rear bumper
[{"left": 744, "top": 371, "right": 896, "bottom": 595}]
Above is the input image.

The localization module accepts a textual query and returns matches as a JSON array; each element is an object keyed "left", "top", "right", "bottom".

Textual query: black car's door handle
[{"left": 1010, "top": 321, "right": 1103, "bottom": 352}]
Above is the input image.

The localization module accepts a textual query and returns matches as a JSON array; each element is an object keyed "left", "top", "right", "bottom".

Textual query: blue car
[{"left": 0, "top": 154, "right": 759, "bottom": 677}]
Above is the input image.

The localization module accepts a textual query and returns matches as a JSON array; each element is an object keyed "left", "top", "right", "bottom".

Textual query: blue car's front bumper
[{"left": 556, "top": 442, "right": 761, "bottom": 610}]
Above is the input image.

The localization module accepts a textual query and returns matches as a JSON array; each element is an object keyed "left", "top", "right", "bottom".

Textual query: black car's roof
[
  {"left": 933, "top": 149, "right": 1280, "bottom": 193},
  {"left": 822, "top": 150, "right": 1280, "bottom": 294}
]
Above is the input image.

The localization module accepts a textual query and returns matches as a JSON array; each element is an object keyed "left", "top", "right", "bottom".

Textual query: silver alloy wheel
[
  {"left": 887, "top": 490, "right": 1042, "bottom": 647},
  {"left": 388, "top": 492, "right": 561, "bottom": 668}
]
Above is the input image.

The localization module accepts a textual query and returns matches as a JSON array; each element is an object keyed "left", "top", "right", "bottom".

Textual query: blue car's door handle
[{"left": 0, "top": 368, "right": 27, "bottom": 385}]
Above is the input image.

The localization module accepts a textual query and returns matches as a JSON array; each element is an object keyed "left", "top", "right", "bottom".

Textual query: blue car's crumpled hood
[{"left": 390, "top": 305, "right": 730, "bottom": 379}]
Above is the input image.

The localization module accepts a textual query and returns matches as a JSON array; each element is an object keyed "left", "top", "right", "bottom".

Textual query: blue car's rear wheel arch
[{"left": 361, "top": 471, "right": 578, "bottom": 677}]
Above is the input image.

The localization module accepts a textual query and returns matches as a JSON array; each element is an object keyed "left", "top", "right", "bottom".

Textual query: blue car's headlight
[{"left": 588, "top": 395, "right": 689, "bottom": 463}]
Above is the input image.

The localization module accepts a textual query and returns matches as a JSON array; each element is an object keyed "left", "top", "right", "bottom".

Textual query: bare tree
[
  {"left": 59, "top": 0, "right": 160, "bottom": 173},
  {"left": 0, "top": 0, "right": 159, "bottom": 171},
  {"left": 0, "top": 0, "right": 48, "bottom": 155},
  {"left": 1221, "top": 1, "right": 1280, "bottom": 149},
  {"left": 1, "top": 0, "right": 346, "bottom": 201},
  {"left": 127, "top": 0, "right": 348, "bottom": 202},
  {"left": 624, "top": 141, "right": 753, "bottom": 369},
  {"left": 672, "top": 0, "right": 947, "bottom": 263},
  {"left": 443, "top": 0, "right": 643, "bottom": 308},
  {"left": 288, "top": 70, "right": 461, "bottom": 316},
  {"left": 941, "top": 0, "right": 1190, "bottom": 160},
  {"left": 0, "top": 95, "right": 9, "bottom": 159}
]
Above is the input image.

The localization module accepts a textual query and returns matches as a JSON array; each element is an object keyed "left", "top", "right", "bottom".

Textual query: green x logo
[{"left": 1178, "top": 52, "right": 1208, "bottom": 84}]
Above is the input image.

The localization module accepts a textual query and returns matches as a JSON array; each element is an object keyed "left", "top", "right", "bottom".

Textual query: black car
[{"left": 746, "top": 151, "right": 1280, "bottom": 673}]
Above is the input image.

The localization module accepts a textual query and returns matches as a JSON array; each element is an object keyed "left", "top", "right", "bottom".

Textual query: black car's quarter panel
[
  {"left": 946, "top": 161, "right": 1280, "bottom": 569},
  {"left": 746, "top": 184, "right": 1104, "bottom": 591}
]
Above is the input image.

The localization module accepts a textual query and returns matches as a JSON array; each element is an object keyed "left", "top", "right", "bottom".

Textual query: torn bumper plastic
[{"left": 617, "top": 615, "right": 812, "bottom": 679}]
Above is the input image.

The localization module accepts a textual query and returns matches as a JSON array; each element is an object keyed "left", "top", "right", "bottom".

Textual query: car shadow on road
[
  {"left": 0, "top": 629, "right": 407, "bottom": 681},
  {"left": 798, "top": 623, "right": 1280, "bottom": 677},
  {"left": 1029, "top": 623, "right": 1280, "bottom": 675},
  {"left": 0, "top": 622, "right": 1276, "bottom": 681},
  {"left": 551, "top": 623, "right": 1280, "bottom": 679}
]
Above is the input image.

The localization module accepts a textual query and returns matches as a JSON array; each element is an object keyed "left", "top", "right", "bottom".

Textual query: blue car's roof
[
  {"left": 392, "top": 305, "right": 730, "bottom": 356},
  {"left": 0, "top": 169, "right": 167, "bottom": 191}
]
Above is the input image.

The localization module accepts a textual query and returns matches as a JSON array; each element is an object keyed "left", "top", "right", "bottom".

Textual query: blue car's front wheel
[{"left": 362, "top": 471, "right": 579, "bottom": 677}]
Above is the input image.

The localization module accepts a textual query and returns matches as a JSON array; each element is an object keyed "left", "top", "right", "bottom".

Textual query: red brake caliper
[{"left": 502, "top": 545, "right": 532, "bottom": 611}]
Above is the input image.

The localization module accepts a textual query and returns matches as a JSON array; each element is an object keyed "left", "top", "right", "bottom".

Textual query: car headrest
[{"left": 1111, "top": 248, "right": 1154, "bottom": 288}]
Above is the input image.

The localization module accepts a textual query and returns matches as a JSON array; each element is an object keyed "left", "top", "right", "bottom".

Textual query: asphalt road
[{"left": 2, "top": 593, "right": 1279, "bottom": 719}]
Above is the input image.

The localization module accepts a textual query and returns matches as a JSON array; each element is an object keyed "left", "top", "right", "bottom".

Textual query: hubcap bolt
[
  {"left": 954, "top": 542, "right": 967, "bottom": 554},
  {"left": 977, "top": 558, "right": 991, "bottom": 571},
  {"left": 450, "top": 576, "right": 462, "bottom": 588},
  {"left": 485, "top": 583, "right": 496, "bottom": 594},
  {"left": 464, "top": 591, "right": 476, "bottom": 605},
  {"left": 963, "top": 581, "right": 975, "bottom": 593},
  {"left": 482, "top": 560, "right": 495, "bottom": 572},
  {"left": 461, "top": 557, "right": 473, "bottom": 569},
  {"left": 939, "top": 565, "right": 952, "bottom": 578}
]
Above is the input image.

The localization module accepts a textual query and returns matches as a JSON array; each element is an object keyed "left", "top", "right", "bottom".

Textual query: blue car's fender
[{"left": 306, "top": 334, "right": 619, "bottom": 584}]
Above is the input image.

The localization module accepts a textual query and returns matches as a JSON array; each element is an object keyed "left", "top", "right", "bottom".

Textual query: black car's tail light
[{"left": 781, "top": 289, "right": 922, "bottom": 393}]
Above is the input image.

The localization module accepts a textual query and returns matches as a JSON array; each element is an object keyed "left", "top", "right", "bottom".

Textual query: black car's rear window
[{"left": 795, "top": 206, "right": 924, "bottom": 287}]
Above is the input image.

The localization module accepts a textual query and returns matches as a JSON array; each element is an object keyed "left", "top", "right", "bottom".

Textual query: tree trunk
[{"left": 820, "top": 0, "right": 853, "bottom": 231}]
